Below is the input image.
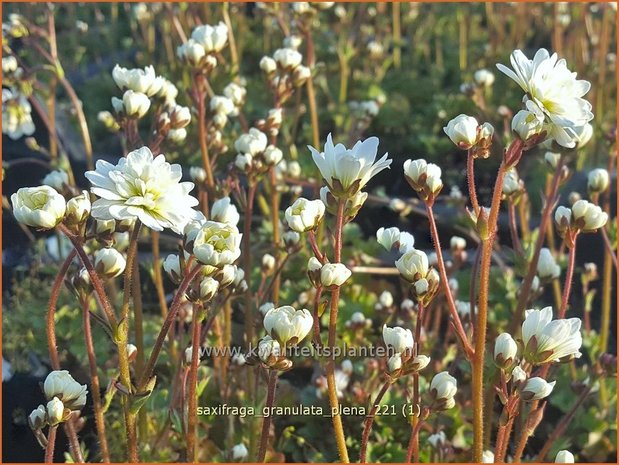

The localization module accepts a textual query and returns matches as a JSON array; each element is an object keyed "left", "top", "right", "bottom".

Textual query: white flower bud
[
  {"left": 185, "top": 345, "right": 201, "bottom": 365},
  {"left": 428, "top": 431, "right": 447, "bottom": 450},
  {"left": 572, "top": 123, "right": 593, "bottom": 148},
  {"left": 191, "top": 22, "right": 228, "bottom": 53},
  {"left": 443, "top": 114, "right": 479, "bottom": 149},
  {"left": 260, "top": 56, "right": 277, "bottom": 74},
  {"left": 262, "top": 253, "right": 276, "bottom": 273},
  {"left": 587, "top": 168, "right": 610, "bottom": 193},
  {"left": 395, "top": 249, "right": 429, "bottom": 283},
  {"left": 28, "top": 405, "right": 47, "bottom": 430},
  {"left": 122, "top": 90, "right": 151, "bottom": 118},
  {"left": 511, "top": 365, "right": 527, "bottom": 385},
  {"left": 403, "top": 159, "right": 442, "bottom": 195},
  {"left": 235, "top": 128, "right": 268, "bottom": 155},
  {"left": 376, "top": 227, "right": 401, "bottom": 251},
  {"left": 285, "top": 197, "right": 325, "bottom": 232},
  {"left": 235, "top": 153, "right": 252, "bottom": 172},
  {"left": 264, "top": 145, "right": 283, "bottom": 165},
  {"left": 387, "top": 353, "right": 402, "bottom": 373},
  {"left": 521, "top": 377, "right": 556, "bottom": 401},
  {"left": 282, "top": 230, "right": 300, "bottom": 248},
  {"left": 474, "top": 69, "right": 495, "bottom": 87},
  {"left": 177, "top": 39, "right": 206, "bottom": 67},
  {"left": 42, "top": 170, "right": 69, "bottom": 191},
  {"left": 511, "top": 109, "right": 544, "bottom": 141},
  {"left": 382, "top": 324, "right": 414, "bottom": 353},
  {"left": 231, "top": 443, "right": 248, "bottom": 461},
  {"left": 544, "top": 152, "right": 561, "bottom": 169},
  {"left": 341, "top": 359, "right": 353, "bottom": 375},
  {"left": 199, "top": 276, "right": 219, "bottom": 301},
  {"left": 210, "top": 95, "right": 235, "bottom": 116},
  {"left": 378, "top": 290, "right": 394, "bottom": 308},
  {"left": 223, "top": 82, "right": 247, "bottom": 107},
  {"left": 46, "top": 397, "right": 65, "bottom": 426},
  {"left": 430, "top": 371, "right": 458, "bottom": 405},
  {"left": 555, "top": 450, "right": 575, "bottom": 463},
  {"left": 292, "top": 65, "right": 311, "bottom": 86},
  {"left": 273, "top": 47, "right": 303, "bottom": 69},
  {"left": 190, "top": 167, "right": 207, "bottom": 183},
  {"left": 126, "top": 343, "right": 138, "bottom": 362},
  {"left": 163, "top": 254, "right": 183, "bottom": 284},
  {"left": 11, "top": 186, "right": 67, "bottom": 230},
  {"left": 502, "top": 169, "right": 521, "bottom": 196},
  {"left": 494, "top": 333, "right": 518, "bottom": 369},
  {"left": 258, "top": 336, "right": 280, "bottom": 363},
  {"left": 320, "top": 263, "right": 352, "bottom": 288},
  {"left": 211, "top": 197, "right": 240, "bottom": 226},
  {"left": 263, "top": 306, "right": 313, "bottom": 346},
  {"left": 95, "top": 248, "right": 126, "bottom": 278},
  {"left": 65, "top": 191, "right": 91, "bottom": 225},
  {"left": 167, "top": 128, "right": 187, "bottom": 143},
  {"left": 537, "top": 248, "right": 560, "bottom": 280},
  {"left": 482, "top": 450, "right": 495, "bottom": 463}
]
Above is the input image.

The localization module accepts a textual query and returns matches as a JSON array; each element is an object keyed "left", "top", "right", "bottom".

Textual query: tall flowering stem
[
  {"left": 359, "top": 379, "right": 392, "bottom": 463},
  {"left": 194, "top": 74, "right": 215, "bottom": 192},
  {"left": 559, "top": 234, "right": 578, "bottom": 318},
  {"left": 425, "top": 206, "right": 474, "bottom": 358},
  {"left": 326, "top": 199, "right": 350, "bottom": 463},
  {"left": 466, "top": 149, "right": 480, "bottom": 214},
  {"left": 187, "top": 303, "right": 204, "bottom": 462},
  {"left": 509, "top": 158, "right": 564, "bottom": 334},
  {"left": 257, "top": 370, "right": 278, "bottom": 462},
  {"left": 472, "top": 139, "right": 523, "bottom": 462},
  {"left": 81, "top": 295, "right": 111, "bottom": 463},
  {"left": 44, "top": 424, "right": 59, "bottom": 463}
]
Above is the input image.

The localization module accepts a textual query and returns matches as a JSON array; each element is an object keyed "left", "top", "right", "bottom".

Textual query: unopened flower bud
[
  {"left": 320, "top": 263, "right": 352, "bottom": 288},
  {"left": 494, "top": 333, "right": 518, "bottom": 369},
  {"left": 94, "top": 248, "right": 126, "bottom": 278},
  {"left": 521, "top": 377, "right": 555, "bottom": 401}
]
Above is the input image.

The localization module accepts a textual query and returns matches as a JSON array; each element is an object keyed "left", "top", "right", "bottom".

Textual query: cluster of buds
[
  {"left": 395, "top": 248, "right": 440, "bottom": 305},
  {"left": 234, "top": 128, "right": 283, "bottom": 176},
  {"left": 260, "top": 46, "right": 310, "bottom": 104},
  {"left": 376, "top": 227, "right": 415, "bottom": 254},
  {"left": 177, "top": 22, "right": 228, "bottom": 72},
  {"left": 555, "top": 199, "right": 608, "bottom": 244},
  {"left": 2, "top": 87, "right": 35, "bottom": 140},
  {"left": 403, "top": 159, "right": 443, "bottom": 202},
  {"left": 320, "top": 187, "right": 368, "bottom": 223},
  {"left": 382, "top": 325, "right": 430, "bottom": 380},
  {"left": 156, "top": 103, "right": 192, "bottom": 143},
  {"left": 255, "top": 107, "right": 283, "bottom": 138},
  {"left": 344, "top": 311, "right": 372, "bottom": 330},
  {"left": 443, "top": 114, "right": 494, "bottom": 159},
  {"left": 29, "top": 371, "right": 88, "bottom": 443}
]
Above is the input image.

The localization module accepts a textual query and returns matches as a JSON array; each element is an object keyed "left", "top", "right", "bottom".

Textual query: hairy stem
[
  {"left": 45, "top": 424, "right": 59, "bottom": 463},
  {"left": 257, "top": 370, "right": 278, "bottom": 462},
  {"left": 359, "top": 380, "right": 391, "bottom": 463},
  {"left": 186, "top": 304, "right": 203, "bottom": 462}
]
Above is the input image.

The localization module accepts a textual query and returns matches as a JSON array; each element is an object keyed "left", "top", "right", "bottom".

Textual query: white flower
[
  {"left": 522, "top": 306, "right": 582, "bottom": 364},
  {"left": 86, "top": 146, "right": 199, "bottom": 234},
  {"left": 235, "top": 153, "right": 252, "bottom": 172},
  {"left": 2, "top": 55, "right": 18, "bottom": 73},
  {"left": 430, "top": 371, "right": 458, "bottom": 405},
  {"left": 367, "top": 40, "right": 384, "bottom": 58},
  {"left": 403, "top": 159, "right": 443, "bottom": 195},
  {"left": 211, "top": 197, "right": 240, "bottom": 226},
  {"left": 167, "top": 128, "right": 187, "bottom": 143},
  {"left": 494, "top": 333, "right": 518, "bottom": 369},
  {"left": 112, "top": 65, "right": 161, "bottom": 96},
  {"left": 46, "top": 397, "right": 66, "bottom": 426},
  {"left": 588, "top": 168, "right": 609, "bottom": 193},
  {"left": 263, "top": 305, "right": 313, "bottom": 346},
  {"left": 191, "top": 221, "right": 242, "bottom": 267},
  {"left": 11, "top": 186, "right": 66, "bottom": 230},
  {"left": 65, "top": 191, "right": 91, "bottom": 225},
  {"left": 497, "top": 49, "right": 593, "bottom": 148},
  {"left": 235, "top": 128, "right": 268, "bottom": 155},
  {"left": 217, "top": 264, "right": 237, "bottom": 288},
  {"left": 199, "top": 276, "right": 219, "bottom": 301},
  {"left": 450, "top": 236, "right": 466, "bottom": 251},
  {"left": 387, "top": 353, "right": 402, "bottom": 373},
  {"left": 555, "top": 450, "right": 575, "bottom": 463},
  {"left": 309, "top": 133, "right": 391, "bottom": 196},
  {"left": 511, "top": 109, "right": 545, "bottom": 141},
  {"left": 285, "top": 198, "right": 325, "bottom": 232},
  {"left": 537, "top": 248, "right": 560, "bottom": 280},
  {"left": 260, "top": 56, "right": 277, "bottom": 73},
  {"left": 268, "top": 108, "right": 283, "bottom": 127},
  {"left": 398, "top": 232, "right": 415, "bottom": 254},
  {"left": 376, "top": 227, "right": 400, "bottom": 251},
  {"left": 119, "top": 90, "right": 150, "bottom": 118},
  {"left": 482, "top": 450, "right": 495, "bottom": 463},
  {"left": 382, "top": 325, "right": 414, "bottom": 353},
  {"left": 191, "top": 22, "right": 228, "bottom": 53},
  {"left": 2, "top": 88, "right": 35, "bottom": 139},
  {"left": 95, "top": 248, "right": 126, "bottom": 278},
  {"left": 264, "top": 146, "right": 283, "bottom": 166},
  {"left": 395, "top": 249, "right": 429, "bottom": 283},
  {"left": 177, "top": 39, "right": 207, "bottom": 67},
  {"left": 283, "top": 230, "right": 300, "bottom": 247},
  {"left": 474, "top": 69, "right": 495, "bottom": 87},
  {"left": 273, "top": 47, "right": 303, "bottom": 69},
  {"left": 43, "top": 370, "right": 88, "bottom": 411},
  {"left": 42, "top": 170, "right": 69, "bottom": 191},
  {"left": 443, "top": 114, "right": 479, "bottom": 149},
  {"left": 210, "top": 95, "right": 235, "bottom": 116},
  {"left": 521, "top": 377, "right": 556, "bottom": 401},
  {"left": 571, "top": 199, "right": 608, "bottom": 231},
  {"left": 231, "top": 443, "right": 248, "bottom": 461},
  {"left": 320, "top": 263, "right": 352, "bottom": 288}
]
